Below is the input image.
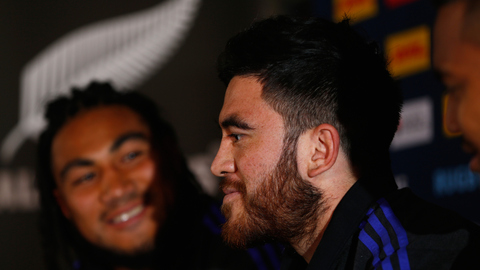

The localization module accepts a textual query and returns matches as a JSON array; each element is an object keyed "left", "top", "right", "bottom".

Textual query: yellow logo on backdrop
[
  {"left": 385, "top": 25, "right": 430, "bottom": 78},
  {"left": 333, "top": 0, "right": 378, "bottom": 23}
]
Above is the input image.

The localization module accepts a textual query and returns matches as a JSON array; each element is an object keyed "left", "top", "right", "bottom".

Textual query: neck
[
  {"left": 289, "top": 200, "right": 333, "bottom": 263},
  {"left": 292, "top": 162, "right": 357, "bottom": 263}
]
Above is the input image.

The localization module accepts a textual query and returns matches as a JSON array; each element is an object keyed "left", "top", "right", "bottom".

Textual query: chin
[
  {"left": 101, "top": 225, "right": 158, "bottom": 255},
  {"left": 104, "top": 236, "right": 156, "bottom": 256}
]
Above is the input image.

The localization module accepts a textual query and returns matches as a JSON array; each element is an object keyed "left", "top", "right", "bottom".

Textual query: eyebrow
[
  {"left": 60, "top": 159, "right": 94, "bottom": 180},
  {"left": 220, "top": 115, "right": 254, "bottom": 130},
  {"left": 59, "top": 132, "right": 149, "bottom": 180},
  {"left": 109, "top": 132, "right": 149, "bottom": 153}
]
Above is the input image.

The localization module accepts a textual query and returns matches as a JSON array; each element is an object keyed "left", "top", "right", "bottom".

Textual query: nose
[
  {"left": 211, "top": 140, "right": 235, "bottom": 177},
  {"left": 443, "top": 93, "right": 462, "bottom": 136},
  {"left": 100, "top": 166, "right": 135, "bottom": 204}
]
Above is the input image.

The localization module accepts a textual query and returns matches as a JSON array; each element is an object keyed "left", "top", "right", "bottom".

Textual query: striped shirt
[{"left": 281, "top": 180, "right": 480, "bottom": 270}]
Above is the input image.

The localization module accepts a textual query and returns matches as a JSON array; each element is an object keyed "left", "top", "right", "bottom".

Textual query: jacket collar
[{"left": 282, "top": 176, "right": 397, "bottom": 270}]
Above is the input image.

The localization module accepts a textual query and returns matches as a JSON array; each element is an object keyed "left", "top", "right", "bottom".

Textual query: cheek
[
  {"left": 132, "top": 158, "right": 157, "bottom": 189},
  {"left": 237, "top": 148, "right": 280, "bottom": 191},
  {"left": 459, "top": 96, "right": 480, "bottom": 138},
  {"left": 132, "top": 158, "right": 174, "bottom": 207},
  {"left": 459, "top": 67, "right": 480, "bottom": 134},
  {"left": 62, "top": 190, "right": 100, "bottom": 231},
  {"left": 467, "top": 86, "right": 480, "bottom": 119},
  {"left": 237, "top": 148, "right": 263, "bottom": 174}
]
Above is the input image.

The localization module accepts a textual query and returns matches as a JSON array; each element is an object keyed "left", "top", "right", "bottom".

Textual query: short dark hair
[
  {"left": 217, "top": 16, "right": 403, "bottom": 178},
  {"left": 36, "top": 82, "right": 201, "bottom": 269}
]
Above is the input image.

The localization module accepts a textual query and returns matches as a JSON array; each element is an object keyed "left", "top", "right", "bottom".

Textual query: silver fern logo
[{"left": 1, "top": 0, "right": 201, "bottom": 163}]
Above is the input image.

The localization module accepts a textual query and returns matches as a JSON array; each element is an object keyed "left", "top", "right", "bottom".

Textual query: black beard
[{"left": 220, "top": 136, "right": 324, "bottom": 249}]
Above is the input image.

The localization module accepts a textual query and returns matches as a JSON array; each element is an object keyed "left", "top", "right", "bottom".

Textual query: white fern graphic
[{"left": 1, "top": 0, "right": 201, "bottom": 163}]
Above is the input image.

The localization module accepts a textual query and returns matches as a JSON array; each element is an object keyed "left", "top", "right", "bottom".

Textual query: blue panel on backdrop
[{"left": 313, "top": 0, "right": 480, "bottom": 223}]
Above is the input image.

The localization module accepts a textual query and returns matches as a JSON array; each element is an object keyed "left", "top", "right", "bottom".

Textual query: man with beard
[
  {"left": 36, "top": 82, "right": 282, "bottom": 270},
  {"left": 211, "top": 16, "right": 480, "bottom": 269},
  {"left": 434, "top": 0, "right": 480, "bottom": 173}
]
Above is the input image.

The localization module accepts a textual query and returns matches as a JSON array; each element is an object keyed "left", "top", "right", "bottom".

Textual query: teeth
[{"left": 112, "top": 205, "right": 144, "bottom": 224}]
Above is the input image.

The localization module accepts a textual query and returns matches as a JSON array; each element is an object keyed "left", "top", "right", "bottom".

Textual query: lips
[
  {"left": 111, "top": 204, "right": 144, "bottom": 224},
  {"left": 222, "top": 187, "right": 243, "bottom": 208},
  {"left": 220, "top": 178, "right": 246, "bottom": 205},
  {"left": 220, "top": 177, "right": 246, "bottom": 194},
  {"left": 223, "top": 186, "right": 239, "bottom": 195}
]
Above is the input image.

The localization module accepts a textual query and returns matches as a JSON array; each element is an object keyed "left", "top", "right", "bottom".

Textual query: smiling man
[
  {"left": 212, "top": 16, "right": 480, "bottom": 270},
  {"left": 50, "top": 105, "right": 168, "bottom": 255},
  {"left": 36, "top": 82, "right": 281, "bottom": 270},
  {"left": 433, "top": 0, "right": 480, "bottom": 172}
]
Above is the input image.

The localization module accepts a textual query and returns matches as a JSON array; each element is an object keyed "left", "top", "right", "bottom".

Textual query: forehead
[
  {"left": 434, "top": 1, "right": 480, "bottom": 82},
  {"left": 433, "top": 1, "right": 465, "bottom": 70},
  {"left": 219, "top": 76, "right": 287, "bottom": 147},
  {"left": 51, "top": 105, "right": 151, "bottom": 166},
  {"left": 221, "top": 76, "right": 273, "bottom": 119}
]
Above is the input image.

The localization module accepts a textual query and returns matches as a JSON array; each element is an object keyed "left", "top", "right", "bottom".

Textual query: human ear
[
  {"left": 53, "top": 189, "right": 72, "bottom": 219},
  {"left": 307, "top": 124, "right": 340, "bottom": 178}
]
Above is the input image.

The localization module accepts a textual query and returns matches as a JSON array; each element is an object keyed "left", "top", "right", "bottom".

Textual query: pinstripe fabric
[{"left": 358, "top": 199, "right": 410, "bottom": 270}]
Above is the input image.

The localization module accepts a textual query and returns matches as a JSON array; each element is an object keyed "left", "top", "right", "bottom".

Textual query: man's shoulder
[
  {"left": 384, "top": 188, "right": 480, "bottom": 235},
  {"left": 361, "top": 188, "right": 480, "bottom": 269}
]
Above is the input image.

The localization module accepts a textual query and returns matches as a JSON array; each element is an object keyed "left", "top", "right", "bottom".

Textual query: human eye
[
  {"left": 228, "top": 133, "right": 243, "bottom": 142},
  {"left": 72, "top": 172, "right": 96, "bottom": 186},
  {"left": 122, "top": 151, "right": 143, "bottom": 162}
]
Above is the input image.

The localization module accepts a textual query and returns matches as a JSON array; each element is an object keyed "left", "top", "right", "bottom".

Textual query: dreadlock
[{"left": 36, "top": 82, "right": 202, "bottom": 269}]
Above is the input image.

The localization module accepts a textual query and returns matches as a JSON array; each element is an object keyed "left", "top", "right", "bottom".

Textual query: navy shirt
[{"left": 281, "top": 179, "right": 480, "bottom": 270}]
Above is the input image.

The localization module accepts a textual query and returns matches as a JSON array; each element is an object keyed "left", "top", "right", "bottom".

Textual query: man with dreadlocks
[{"left": 36, "top": 82, "right": 282, "bottom": 270}]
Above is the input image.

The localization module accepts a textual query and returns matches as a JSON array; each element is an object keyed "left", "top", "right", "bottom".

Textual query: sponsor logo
[
  {"left": 384, "top": 0, "right": 418, "bottom": 9},
  {"left": 432, "top": 164, "right": 480, "bottom": 197},
  {"left": 332, "top": 0, "right": 378, "bottom": 23},
  {"left": 385, "top": 25, "right": 430, "bottom": 78},
  {"left": 391, "top": 96, "right": 433, "bottom": 151}
]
